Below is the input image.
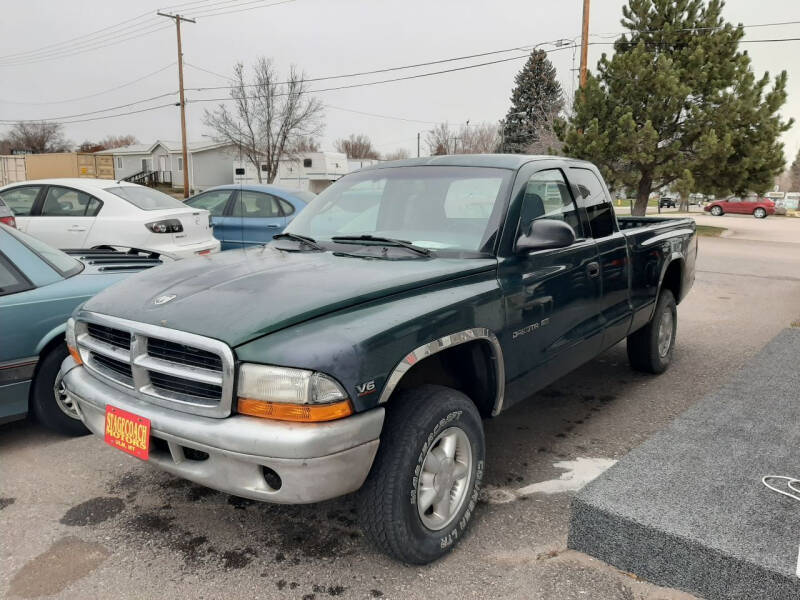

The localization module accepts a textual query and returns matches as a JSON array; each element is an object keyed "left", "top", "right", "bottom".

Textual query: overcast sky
[{"left": 0, "top": 0, "right": 798, "bottom": 161}]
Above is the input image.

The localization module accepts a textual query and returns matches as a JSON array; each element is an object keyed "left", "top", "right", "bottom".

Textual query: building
[
  {"left": 233, "top": 152, "right": 349, "bottom": 193},
  {"left": 97, "top": 140, "right": 235, "bottom": 192}
]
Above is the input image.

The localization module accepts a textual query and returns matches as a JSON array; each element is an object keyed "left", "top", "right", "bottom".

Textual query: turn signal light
[
  {"left": 237, "top": 398, "right": 353, "bottom": 422},
  {"left": 68, "top": 345, "right": 83, "bottom": 365}
]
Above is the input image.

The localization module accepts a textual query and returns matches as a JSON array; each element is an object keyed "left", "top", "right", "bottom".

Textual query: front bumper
[{"left": 61, "top": 360, "right": 383, "bottom": 504}]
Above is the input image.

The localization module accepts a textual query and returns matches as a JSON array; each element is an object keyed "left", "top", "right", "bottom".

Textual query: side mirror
[{"left": 515, "top": 219, "right": 576, "bottom": 253}]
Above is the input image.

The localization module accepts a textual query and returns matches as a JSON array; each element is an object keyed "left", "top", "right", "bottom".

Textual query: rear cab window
[
  {"left": 105, "top": 186, "right": 185, "bottom": 210},
  {"left": 569, "top": 167, "right": 617, "bottom": 238}
]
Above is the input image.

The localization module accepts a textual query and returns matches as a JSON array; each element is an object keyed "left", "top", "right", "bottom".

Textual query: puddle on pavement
[
  {"left": 484, "top": 457, "right": 617, "bottom": 504},
  {"left": 8, "top": 536, "right": 109, "bottom": 598}
]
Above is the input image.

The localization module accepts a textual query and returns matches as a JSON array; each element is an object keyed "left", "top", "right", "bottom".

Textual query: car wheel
[
  {"left": 710, "top": 206, "right": 723, "bottom": 216},
  {"left": 754, "top": 208, "right": 767, "bottom": 219},
  {"left": 30, "top": 343, "right": 89, "bottom": 436},
  {"left": 627, "top": 289, "right": 677, "bottom": 375},
  {"left": 359, "top": 385, "right": 484, "bottom": 564}
]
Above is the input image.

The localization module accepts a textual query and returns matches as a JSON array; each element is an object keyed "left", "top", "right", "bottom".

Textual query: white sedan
[{"left": 0, "top": 178, "right": 220, "bottom": 260}]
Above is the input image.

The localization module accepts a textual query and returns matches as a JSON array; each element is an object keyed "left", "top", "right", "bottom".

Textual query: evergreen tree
[
  {"left": 557, "top": 0, "right": 792, "bottom": 215},
  {"left": 502, "top": 49, "right": 563, "bottom": 154},
  {"left": 789, "top": 150, "right": 800, "bottom": 191}
]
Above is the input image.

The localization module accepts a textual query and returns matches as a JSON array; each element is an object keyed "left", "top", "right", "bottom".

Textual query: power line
[
  {"left": 0, "top": 91, "right": 178, "bottom": 123},
  {"left": 325, "top": 105, "right": 438, "bottom": 125},
  {"left": 187, "top": 0, "right": 296, "bottom": 19},
  {"left": 0, "top": 63, "right": 175, "bottom": 105},
  {"left": 588, "top": 18, "right": 800, "bottom": 40}
]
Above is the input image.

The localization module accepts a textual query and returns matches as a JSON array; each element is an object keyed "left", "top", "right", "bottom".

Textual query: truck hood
[{"left": 82, "top": 246, "right": 497, "bottom": 347}]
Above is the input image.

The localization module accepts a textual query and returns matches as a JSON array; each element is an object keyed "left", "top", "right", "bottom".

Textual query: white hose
[{"left": 762, "top": 476, "right": 800, "bottom": 502}]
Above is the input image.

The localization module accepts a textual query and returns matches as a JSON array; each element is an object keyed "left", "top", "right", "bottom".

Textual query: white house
[
  {"left": 233, "top": 151, "right": 349, "bottom": 193},
  {"left": 97, "top": 140, "right": 235, "bottom": 192}
]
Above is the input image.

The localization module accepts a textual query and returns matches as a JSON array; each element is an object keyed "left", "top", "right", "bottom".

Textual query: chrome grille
[{"left": 76, "top": 313, "right": 235, "bottom": 418}]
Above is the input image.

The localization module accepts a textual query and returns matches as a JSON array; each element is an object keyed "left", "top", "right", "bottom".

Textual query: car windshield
[
  {"left": 284, "top": 166, "right": 512, "bottom": 254},
  {"left": 104, "top": 186, "right": 185, "bottom": 210},
  {"left": 293, "top": 191, "right": 317, "bottom": 203},
  {"left": 2, "top": 223, "right": 83, "bottom": 278}
]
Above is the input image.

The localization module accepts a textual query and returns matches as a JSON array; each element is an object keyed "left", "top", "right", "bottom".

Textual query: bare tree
[
  {"left": 426, "top": 122, "right": 456, "bottom": 155},
  {"left": 426, "top": 122, "right": 499, "bottom": 155},
  {"left": 523, "top": 110, "right": 563, "bottom": 155},
  {"left": 334, "top": 134, "right": 380, "bottom": 159},
  {"left": 384, "top": 148, "right": 410, "bottom": 161},
  {"left": 6, "top": 121, "right": 71, "bottom": 153},
  {"left": 288, "top": 136, "right": 320, "bottom": 153},
  {"left": 458, "top": 122, "right": 500, "bottom": 154},
  {"left": 101, "top": 134, "right": 138, "bottom": 149},
  {"left": 204, "top": 57, "right": 324, "bottom": 183}
]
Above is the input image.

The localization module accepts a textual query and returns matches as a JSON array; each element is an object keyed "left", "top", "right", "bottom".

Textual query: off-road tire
[
  {"left": 627, "top": 289, "right": 677, "bottom": 374},
  {"left": 30, "top": 344, "right": 89, "bottom": 436},
  {"left": 359, "top": 385, "right": 485, "bottom": 564}
]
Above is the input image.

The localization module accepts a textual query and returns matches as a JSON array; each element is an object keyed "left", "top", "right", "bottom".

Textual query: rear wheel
[
  {"left": 627, "top": 289, "right": 677, "bottom": 374},
  {"left": 359, "top": 385, "right": 484, "bottom": 564},
  {"left": 753, "top": 207, "right": 767, "bottom": 219},
  {"left": 30, "top": 343, "right": 89, "bottom": 436},
  {"left": 710, "top": 205, "right": 723, "bottom": 216}
]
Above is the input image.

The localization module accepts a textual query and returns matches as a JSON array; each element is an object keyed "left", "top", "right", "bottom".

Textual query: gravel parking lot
[{"left": 3, "top": 214, "right": 799, "bottom": 600}]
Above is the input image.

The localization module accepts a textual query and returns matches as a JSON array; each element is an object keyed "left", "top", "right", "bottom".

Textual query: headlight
[
  {"left": 236, "top": 364, "right": 352, "bottom": 422},
  {"left": 66, "top": 318, "right": 82, "bottom": 365}
]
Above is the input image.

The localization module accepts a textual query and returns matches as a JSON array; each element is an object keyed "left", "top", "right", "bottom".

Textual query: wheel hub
[{"left": 416, "top": 427, "right": 472, "bottom": 531}]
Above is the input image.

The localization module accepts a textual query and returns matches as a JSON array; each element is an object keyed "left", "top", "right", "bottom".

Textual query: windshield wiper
[
  {"left": 331, "top": 235, "right": 431, "bottom": 257},
  {"left": 272, "top": 232, "right": 324, "bottom": 251}
]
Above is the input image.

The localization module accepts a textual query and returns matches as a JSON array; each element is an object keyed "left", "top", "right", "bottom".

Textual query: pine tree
[
  {"left": 502, "top": 49, "right": 564, "bottom": 154},
  {"left": 557, "top": 0, "right": 792, "bottom": 215},
  {"left": 789, "top": 150, "right": 800, "bottom": 191}
]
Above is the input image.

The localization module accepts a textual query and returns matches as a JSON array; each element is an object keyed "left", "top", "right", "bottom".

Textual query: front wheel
[
  {"left": 30, "top": 343, "right": 89, "bottom": 436},
  {"left": 359, "top": 385, "right": 485, "bottom": 564},
  {"left": 710, "top": 206, "right": 723, "bottom": 216},
  {"left": 754, "top": 207, "right": 767, "bottom": 219},
  {"left": 627, "top": 289, "right": 677, "bottom": 374}
]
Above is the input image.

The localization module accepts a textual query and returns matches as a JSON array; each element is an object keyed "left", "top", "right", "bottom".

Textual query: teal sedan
[{"left": 0, "top": 224, "right": 161, "bottom": 434}]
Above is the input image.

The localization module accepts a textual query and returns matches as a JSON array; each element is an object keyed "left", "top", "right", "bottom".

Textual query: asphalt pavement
[{"left": 2, "top": 215, "right": 800, "bottom": 600}]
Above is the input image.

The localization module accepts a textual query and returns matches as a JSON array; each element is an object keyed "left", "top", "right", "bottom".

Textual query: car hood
[{"left": 81, "top": 246, "right": 497, "bottom": 347}]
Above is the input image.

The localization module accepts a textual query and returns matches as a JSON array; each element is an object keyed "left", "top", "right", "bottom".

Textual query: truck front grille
[{"left": 76, "top": 314, "right": 235, "bottom": 418}]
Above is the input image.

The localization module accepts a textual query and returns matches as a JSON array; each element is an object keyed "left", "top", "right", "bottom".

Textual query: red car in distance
[{"left": 704, "top": 196, "right": 775, "bottom": 218}]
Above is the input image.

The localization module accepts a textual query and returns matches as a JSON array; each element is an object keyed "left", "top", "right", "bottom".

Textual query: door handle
[
  {"left": 266, "top": 224, "right": 279, "bottom": 228},
  {"left": 586, "top": 261, "right": 601, "bottom": 278},
  {"left": 69, "top": 226, "right": 87, "bottom": 232}
]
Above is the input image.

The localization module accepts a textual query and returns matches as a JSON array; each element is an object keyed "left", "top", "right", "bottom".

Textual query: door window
[
  {"left": 569, "top": 168, "right": 617, "bottom": 238},
  {"left": 187, "top": 190, "right": 231, "bottom": 216},
  {"left": 277, "top": 198, "right": 296, "bottom": 216},
  {"left": 42, "top": 186, "right": 101, "bottom": 217},
  {"left": 518, "top": 170, "right": 581, "bottom": 235},
  {"left": 0, "top": 186, "right": 41, "bottom": 216},
  {"left": 233, "top": 191, "right": 282, "bottom": 218}
]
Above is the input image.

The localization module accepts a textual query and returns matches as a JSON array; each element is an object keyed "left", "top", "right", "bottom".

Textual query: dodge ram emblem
[{"left": 153, "top": 294, "right": 176, "bottom": 305}]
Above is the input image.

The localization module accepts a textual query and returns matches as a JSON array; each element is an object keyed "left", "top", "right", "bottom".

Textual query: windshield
[
  {"left": 285, "top": 166, "right": 512, "bottom": 254},
  {"left": 3, "top": 223, "right": 83, "bottom": 278},
  {"left": 293, "top": 191, "right": 317, "bottom": 203},
  {"left": 105, "top": 186, "right": 186, "bottom": 210}
]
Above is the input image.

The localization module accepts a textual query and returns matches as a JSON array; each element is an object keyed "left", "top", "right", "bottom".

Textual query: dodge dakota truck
[{"left": 60, "top": 155, "right": 696, "bottom": 564}]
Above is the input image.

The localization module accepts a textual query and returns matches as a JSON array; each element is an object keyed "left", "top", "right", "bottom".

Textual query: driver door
[{"left": 498, "top": 167, "right": 602, "bottom": 405}]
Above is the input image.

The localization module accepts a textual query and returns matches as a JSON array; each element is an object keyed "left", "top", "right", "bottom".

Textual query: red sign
[{"left": 104, "top": 405, "right": 150, "bottom": 460}]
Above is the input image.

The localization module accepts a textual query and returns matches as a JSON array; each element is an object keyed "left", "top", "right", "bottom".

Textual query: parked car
[
  {"left": 0, "top": 178, "right": 220, "bottom": 259},
  {"left": 185, "top": 184, "right": 314, "bottom": 250},
  {"left": 703, "top": 196, "right": 775, "bottom": 218},
  {"left": 60, "top": 155, "right": 696, "bottom": 564},
  {"left": 0, "top": 196, "right": 16, "bottom": 227},
  {"left": 0, "top": 224, "right": 162, "bottom": 434},
  {"left": 659, "top": 196, "right": 676, "bottom": 209}
]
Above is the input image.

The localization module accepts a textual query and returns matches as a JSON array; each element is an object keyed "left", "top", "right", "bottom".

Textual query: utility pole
[
  {"left": 157, "top": 11, "right": 195, "bottom": 198},
  {"left": 579, "top": 0, "right": 590, "bottom": 89},
  {"left": 417, "top": 132, "right": 420, "bottom": 158}
]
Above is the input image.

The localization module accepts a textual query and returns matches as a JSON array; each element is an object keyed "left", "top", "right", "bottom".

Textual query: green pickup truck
[{"left": 60, "top": 155, "right": 696, "bottom": 564}]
